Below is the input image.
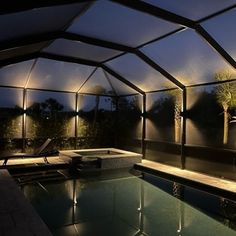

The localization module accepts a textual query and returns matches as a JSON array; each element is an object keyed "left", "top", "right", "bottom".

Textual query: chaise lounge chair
[{"left": 0, "top": 138, "right": 57, "bottom": 165}]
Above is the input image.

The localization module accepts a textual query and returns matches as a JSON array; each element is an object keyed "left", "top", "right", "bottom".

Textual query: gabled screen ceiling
[
  {"left": 28, "top": 58, "right": 95, "bottom": 92},
  {"left": 144, "top": 0, "right": 236, "bottom": 20},
  {"left": 106, "top": 53, "right": 177, "bottom": 92},
  {"left": 67, "top": 0, "right": 180, "bottom": 47},
  {"left": 44, "top": 39, "right": 122, "bottom": 62},
  {"left": 0, "top": 1, "right": 236, "bottom": 96},
  {"left": 0, "top": 3, "right": 89, "bottom": 42},
  {"left": 141, "top": 29, "right": 236, "bottom": 86},
  {"left": 203, "top": 9, "right": 236, "bottom": 62}
]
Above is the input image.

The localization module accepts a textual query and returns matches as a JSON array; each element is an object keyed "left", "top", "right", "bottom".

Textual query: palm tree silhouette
[{"left": 215, "top": 71, "right": 236, "bottom": 145}]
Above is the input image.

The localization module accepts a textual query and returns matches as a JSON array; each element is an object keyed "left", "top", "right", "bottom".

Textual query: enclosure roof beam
[
  {"left": 113, "top": 0, "right": 236, "bottom": 28},
  {"left": 197, "top": 4, "right": 236, "bottom": 23},
  {"left": 195, "top": 25, "right": 236, "bottom": 69},
  {"left": 0, "top": 32, "right": 185, "bottom": 89},
  {"left": 62, "top": 32, "right": 133, "bottom": 52},
  {"left": 76, "top": 67, "right": 97, "bottom": 93},
  {"left": 118, "top": 93, "right": 139, "bottom": 98},
  {"left": 24, "top": 58, "right": 38, "bottom": 89},
  {"left": 1, "top": 1, "right": 236, "bottom": 71},
  {"left": 0, "top": 52, "right": 40, "bottom": 68},
  {"left": 135, "top": 50, "right": 185, "bottom": 90},
  {"left": 0, "top": 51, "right": 99, "bottom": 69},
  {"left": 0, "top": 0, "right": 93, "bottom": 15},
  {"left": 0, "top": 84, "right": 75, "bottom": 94},
  {"left": 145, "top": 87, "right": 181, "bottom": 94},
  {"left": 0, "top": 50, "right": 144, "bottom": 96},
  {"left": 103, "top": 69, "right": 118, "bottom": 96},
  {"left": 101, "top": 64, "right": 145, "bottom": 95},
  {"left": 0, "top": 31, "right": 134, "bottom": 53},
  {"left": 64, "top": 34, "right": 185, "bottom": 89},
  {"left": 136, "top": 27, "right": 185, "bottom": 49},
  {"left": 40, "top": 52, "right": 145, "bottom": 95},
  {"left": 39, "top": 52, "right": 100, "bottom": 67},
  {"left": 112, "top": 0, "right": 195, "bottom": 28},
  {"left": 0, "top": 32, "right": 61, "bottom": 52},
  {"left": 114, "top": 0, "right": 236, "bottom": 70},
  {"left": 77, "top": 92, "right": 117, "bottom": 97},
  {"left": 0, "top": 28, "right": 186, "bottom": 54},
  {"left": 186, "top": 78, "right": 236, "bottom": 89}
]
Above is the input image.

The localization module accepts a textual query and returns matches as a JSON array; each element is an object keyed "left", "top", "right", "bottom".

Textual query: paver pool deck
[
  {"left": 0, "top": 169, "right": 52, "bottom": 236},
  {"left": 136, "top": 160, "right": 236, "bottom": 200}
]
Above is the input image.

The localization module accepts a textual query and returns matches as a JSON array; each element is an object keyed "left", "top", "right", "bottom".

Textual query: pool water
[{"left": 22, "top": 171, "right": 236, "bottom": 236}]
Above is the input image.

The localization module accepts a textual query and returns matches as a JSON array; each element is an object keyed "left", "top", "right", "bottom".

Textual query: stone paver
[
  {"left": 0, "top": 156, "right": 65, "bottom": 166},
  {"left": 137, "top": 160, "right": 236, "bottom": 194},
  {"left": 0, "top": 170, "right": 52, "bottom": 236}
]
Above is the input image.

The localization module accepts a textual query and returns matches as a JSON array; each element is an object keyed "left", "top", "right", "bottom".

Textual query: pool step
[
  {"left": 18, "top": 172, "right": 63, "bottom": 182},
  {"left": 74, "top": 157, "right": 101, "bottom": 175},
  {"left": 18, "top": 177, "right": 66, "bottom": 186},
  {"left": 5, "top": 162, "right": 69, "bottom": 173},
  {"left": 12, "top": 170, "right": 68, "bottom": 185},
  {"left": 76, "top": 159, "right": 100, "bottom": 174},
  {"left": 78, "top": 158, "right": 100, "bottom": 168}
]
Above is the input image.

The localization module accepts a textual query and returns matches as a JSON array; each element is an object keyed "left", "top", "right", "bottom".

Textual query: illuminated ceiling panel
[
  {"left": 0, "top": 60, "right": 35, "bottom": 87},
  {"left": 80, "top": 68, "right": 115, "bottom": 95},
  {"left": 44, "top": 39, "right": 122, "bottom": 62},
  {"left": 105, "top": 71, "right": 138, "bottom": 95},
  {"left": 68, "top": 0, "right": 180, "bottom": 47},
  {"left": 203, "top": 9, "right": 236, "bottom": 62},
  {"left": 0, "top": 2, "right": 235, "bottom": 95},
  {"left": 141, "top": 29, "right": 236, "bottom": 86},
  {"left": 0, "top": 3, "right": 89, "bottom": 42},
  {"left": 28, "top": 58, "right": 95, "bottom": 92},
  {"left": 106, "top": 53, "right": 177, "bottom": 92},
  {"left": 0, "top": 42, "right": 49, "bottom": 60},
  {"left": 144, "top": 0, "right": 236, "bottom": 20}
]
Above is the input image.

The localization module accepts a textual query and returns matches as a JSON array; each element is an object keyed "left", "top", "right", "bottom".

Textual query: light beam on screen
[
  {"left": 146, "top": 118, "right": 158, "bottom": 140},
  {"left": 186, "top": 119, "right": 204, "bottom": 145},
  {"left": 186, "top": 88, "right": 202, "bottom": 110},
  {"left": 146, "top": 95, "right": 154, "bottom": 113}
]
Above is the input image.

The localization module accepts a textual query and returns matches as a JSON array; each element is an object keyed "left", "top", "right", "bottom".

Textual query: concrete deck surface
[
  {"left": 0, "top": 156, "right": 65, "bottom": 166},
  {"left": 0, "top": 170, "right": 52, "bottom": 236},
  {"left": 136, "top": 160, "right": 236, "bottom": 197}
]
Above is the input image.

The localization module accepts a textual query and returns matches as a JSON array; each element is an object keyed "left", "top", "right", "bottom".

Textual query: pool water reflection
[{"left": 22, "top": 171, "right": 236, "bottom": 236}]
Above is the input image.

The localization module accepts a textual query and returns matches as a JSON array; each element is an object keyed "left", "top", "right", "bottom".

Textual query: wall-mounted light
[
  {"left": 230, "top": 116, "right": 236, "bottom": 123},
  {"left": 20, "top": 108, "right": 27, "bottom": 115},
  {"left": 74, "top": 198, "right": 77, "bottom": 206},
  {"left": 73, "top": 111, "right": 79, "bottom": 118},
  {"left": 180, "top": 110, "right": 189, "bottom": 117},
  {"left": 75, "top": 110, "right": 83, "bottom": 117},
  {"left": 140, "top": 111, "right": 147, "bottom": 118}
]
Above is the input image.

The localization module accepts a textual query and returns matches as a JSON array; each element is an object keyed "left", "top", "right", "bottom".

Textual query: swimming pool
[{"left": 21, "top": 171, "right": 236, "bottom": 236}]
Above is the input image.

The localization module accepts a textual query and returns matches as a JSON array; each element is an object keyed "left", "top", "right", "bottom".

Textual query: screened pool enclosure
[{"left": 1, "top": 0, "right": 236, "bottom": 179}]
